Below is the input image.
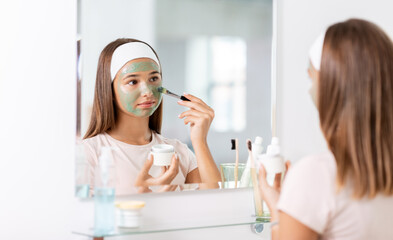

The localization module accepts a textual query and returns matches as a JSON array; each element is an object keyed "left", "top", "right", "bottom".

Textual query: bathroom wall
[
  {"left": 276, "top": 0, "right": 393, "bottom": 163},
  {"left": 0, "top": 0, "right": 77, "bottom": 239}
]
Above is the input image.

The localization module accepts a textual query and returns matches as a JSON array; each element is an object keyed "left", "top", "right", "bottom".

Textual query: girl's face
[
  {"left": 113, "top": 58, "right": 162, "bottom": 118},
  {"left": 307, "top": 61, "right": 320, "bottom": 107}
]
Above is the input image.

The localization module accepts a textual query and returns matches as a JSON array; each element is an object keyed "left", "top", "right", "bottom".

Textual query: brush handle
[
  {"left": 251, "top": 167, "right": 263, "bottom": 216},
  {"left": 248, "top": 145, "right": 263, "bottom": 216},
  {"left": 180, "top": 95, "right": 191, "bottom": 101},
  {"left": 234, "top": 141, "right": 239, "bottom": 188}
]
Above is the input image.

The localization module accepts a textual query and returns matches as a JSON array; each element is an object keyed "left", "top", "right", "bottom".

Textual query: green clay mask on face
[{"left": 116, "top": 61, "right": 162, "bottom": 117}]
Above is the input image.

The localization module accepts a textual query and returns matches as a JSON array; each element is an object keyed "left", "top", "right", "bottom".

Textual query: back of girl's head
[
  {"left": 83, "top": 38, "right": 163, "bottom": 139},
  {"left": 319, "top": 19, "right": 393, "bottom": 198}
]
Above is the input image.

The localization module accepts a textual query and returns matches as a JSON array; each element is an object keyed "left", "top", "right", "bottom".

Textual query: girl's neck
[{"left": 107, "top": 111, "right": 152, "bottom": 145}]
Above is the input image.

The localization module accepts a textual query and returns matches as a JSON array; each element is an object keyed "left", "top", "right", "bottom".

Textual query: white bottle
[
  {"left": 240, "top": 136, "right": 264, "bottom": 187},
  {"left": 252, "top": 136, "right": 264, "bottom": 159},
  {"left": 257, "top": 137, "right": 285, "bottom": 216},
  {"left": 258, "top": 137, "right": 285, "bottom": 177}
]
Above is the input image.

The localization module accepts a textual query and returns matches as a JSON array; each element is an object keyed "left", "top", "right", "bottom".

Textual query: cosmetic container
[
  {"left": 115, "top": 201, "right": 145, "bottom": 228},
  {"left": 94, "top": 147, "right": 116, "bottom": 236},
  {"left": 257, "top": 137, "right": 285, "bottom": 177},
  {"left": 257, "top": 137, "right": 285, "bottom": 216},
  {"left": 151, "top": 144, "right": 174, "bottom": 166}
]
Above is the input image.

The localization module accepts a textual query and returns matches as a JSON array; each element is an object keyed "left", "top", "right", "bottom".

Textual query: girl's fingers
[
  {"left": 284, "top": 160, "right": 291, "bottom": 180},
  {"left": 182, "top": 93, "right": 205, "bottom": 105},
  {"left": 167, "top": 155, "right": 179, "bottom": 176},
  {"left": 178, "top": 109, "right": 209, "bottom": 120},
  {"left": 184, "top": 94, "right": 213, "bottom": 114},
  {"left": 160, "top": 166, "right": 168, "bottom": 175},
  {"left": 183, "top": 116, "right": 198, "bottom": 126},
  {"left": 285, "top": 161, "right": 291, "bottom": 170},
  {"left": 157, "top": 154, "right": 179, "bottom": 183},
  {"left": 273, "top": 173, "right": 282, "bottom": 190},
  {"left": 171, "top": 152, "right": 179, "bottom": 162},
  {"left": 177, "top": 100, "right": 214, "bottom": 118},
  {"left": 158, "top": 185, "right": 177, "bottom": 192},
  {"left": 258, "top": 165, "right": 269, "bottom": 188},
  {"left": 137, "top": 186, "right": 152, "bottom": 193},
  {"left": 141, "top": 155, "right": 154, "bottom": 174},
  {"left": 178, "top": 100, "right": 210, "bottom": 113}
]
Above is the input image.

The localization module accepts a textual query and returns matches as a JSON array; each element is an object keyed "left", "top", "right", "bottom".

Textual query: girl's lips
[{"left": 137, "top": 101, "right": 155, "bottom": 108}]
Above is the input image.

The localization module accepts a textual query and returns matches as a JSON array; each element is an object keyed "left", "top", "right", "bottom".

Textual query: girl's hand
[
  {"left": 258, "top": 161, "right": 291, "bottom": 221},
  {"left": 134, "top": 154, "right": 179, "bottom": 187},
  {"left": 177, "top": 94, "right": 215, "bottom": 143},
  {"left": 157, "top": 184, "right": 178, "bottom": 192},
  {"left": 137, "top": 184, "right": 178, "bottom": 193}
]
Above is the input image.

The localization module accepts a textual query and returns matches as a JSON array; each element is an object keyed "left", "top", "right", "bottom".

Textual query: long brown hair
[
  {"left": 319, "top": 19, "right": 393, "bottom": 198},
  {"left": 83, "top": 38, "right": 163, "bottom": 139}
]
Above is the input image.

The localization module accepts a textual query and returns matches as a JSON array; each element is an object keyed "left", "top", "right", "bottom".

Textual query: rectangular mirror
[{"left": 76, "top": 0, "right": 274, "bottom": 197}]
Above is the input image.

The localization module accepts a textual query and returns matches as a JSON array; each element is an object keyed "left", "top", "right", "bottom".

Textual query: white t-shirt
[
  {"left": 83, "top": 132, "right": 198, "bottom": 195},
  {"left": 277, "top": 152, "right": 393, "bottom": 240}
]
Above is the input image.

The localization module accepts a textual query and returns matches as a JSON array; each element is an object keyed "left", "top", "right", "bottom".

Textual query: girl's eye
[
  {"left": 149, "top": 77, "right": 159, "bottom": 82},
  {"left": 128, "top": 80, "right": 138, "bottom": 85}
]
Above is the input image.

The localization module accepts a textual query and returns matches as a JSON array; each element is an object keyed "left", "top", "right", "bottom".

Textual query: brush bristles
[
  {"left": 247, "top": 139, "right": 252, "bottom": 151},
  {"left": 157, "top": 87, "right": 166, "bottom": 94},
  {"left": 231, "top": 139, "right": 236, "bottom": 150}
]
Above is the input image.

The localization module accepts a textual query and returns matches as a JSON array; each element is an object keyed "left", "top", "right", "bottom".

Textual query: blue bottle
[{"left": 94, "top": 147, "right": 116, "bottom": 236}]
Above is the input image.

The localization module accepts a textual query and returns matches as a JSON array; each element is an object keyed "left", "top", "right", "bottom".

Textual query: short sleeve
[
  {"left": 277, "top": 154, "right": 335, "bottom": 234},
  {"left": 187, "top": 148, "right": 198, "bottom": 173}
]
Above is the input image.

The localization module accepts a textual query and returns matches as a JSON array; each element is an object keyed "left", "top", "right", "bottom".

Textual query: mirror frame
[{"left": 74, "top": 0, "right": 278, "bottom": 197}]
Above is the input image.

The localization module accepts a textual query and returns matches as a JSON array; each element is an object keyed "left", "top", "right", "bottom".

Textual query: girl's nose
[{"left": 140, "top": 82, "right": 153, "bottom": 97}]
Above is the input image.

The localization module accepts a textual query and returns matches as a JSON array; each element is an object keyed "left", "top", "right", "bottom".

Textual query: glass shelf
[{"left": 72, "top": 215, "right": 270, "bottom": 238}]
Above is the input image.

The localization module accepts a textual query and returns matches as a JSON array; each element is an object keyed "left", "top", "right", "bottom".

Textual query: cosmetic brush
[
  {"left": 231, "top": 139, "right": 239, "bottom": 188},
  {"left": 157, "top": 87, "right": 190, "bottom": 101},
  {"left": 247, "top": 139, "right": 263, "bottom": 217}
]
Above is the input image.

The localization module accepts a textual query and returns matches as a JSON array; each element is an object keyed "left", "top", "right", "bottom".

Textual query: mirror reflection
[{"left": 76, "top": 0, "right": 273, "bottom": 197}]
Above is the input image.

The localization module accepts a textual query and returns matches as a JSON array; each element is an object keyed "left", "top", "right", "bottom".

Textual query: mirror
[{"left": 76, "top": 0, "right": 274, "bottom": 197}]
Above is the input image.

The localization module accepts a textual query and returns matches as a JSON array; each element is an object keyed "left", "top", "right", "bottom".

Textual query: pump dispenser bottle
[
  {"left": 258, "top": 137, "right": 285, "bottom": 178},
  {"left": 94, "top": 147, "right": 116, "bottom": 236},
  {"left": 257, "top": 137, "right": 285, "bottom": 216}
]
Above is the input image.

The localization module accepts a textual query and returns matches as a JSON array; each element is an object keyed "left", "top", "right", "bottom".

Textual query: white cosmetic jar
[
  {"left": 115, "top": 201, "right": 145, "bottom": 228},
  {"left": 151, "top": 144, "right": 175, "bottom": 166},
  {"left": 257, "top": 154, "right": 285, "bottom": 175}
]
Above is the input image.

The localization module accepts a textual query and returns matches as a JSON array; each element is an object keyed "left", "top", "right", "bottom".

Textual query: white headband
[
  {"left": 110, "top": 42, "right": 160, "bottom": 80},
  {"left": 308, "top": 32, "right": 326, "bottom": 71}
]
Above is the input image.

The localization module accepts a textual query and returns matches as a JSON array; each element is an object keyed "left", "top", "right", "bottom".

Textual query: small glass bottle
[{"left": 94, "top": 147, "right": 116, "bottom": 236}]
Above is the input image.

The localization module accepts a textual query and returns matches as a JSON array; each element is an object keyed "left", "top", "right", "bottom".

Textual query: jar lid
[
  {"left": 151, "top": 144, "right": 174, "bottom": 153},
  {"left": 115, "top": 201, "right": 145, "bottom": 210}
]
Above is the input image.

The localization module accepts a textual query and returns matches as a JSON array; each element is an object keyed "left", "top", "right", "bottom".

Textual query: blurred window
[
  {"left": 210, "top": 37, "right": 246, "bottom": 132},
  {"left": 186, "top": 36, "right": 247, "bottom": 132}
]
